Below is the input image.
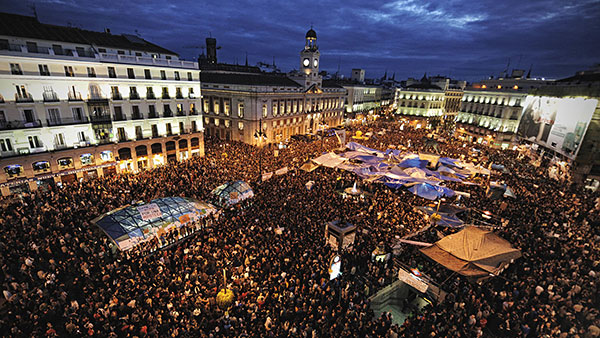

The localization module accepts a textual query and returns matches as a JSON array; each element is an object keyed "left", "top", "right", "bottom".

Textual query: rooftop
[
  {"left": 201, "top": 72, "right": 302, "bottom": 87},
  {"left": 0, "top": 12, "right": 177, "bottom": 56}
]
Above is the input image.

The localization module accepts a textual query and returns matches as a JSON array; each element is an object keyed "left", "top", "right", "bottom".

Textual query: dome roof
[{"left": 306, "top": 28, "right": 317, "bottom": 39}]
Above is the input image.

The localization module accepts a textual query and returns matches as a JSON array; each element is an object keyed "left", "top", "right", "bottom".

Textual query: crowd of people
[{"left": 1, "top": 118, "right": 599, "bottom": 337}]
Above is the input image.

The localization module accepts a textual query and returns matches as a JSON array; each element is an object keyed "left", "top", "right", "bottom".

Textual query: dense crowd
[{"left": 1, "top": 119, "right": 599, "bottom": 337}]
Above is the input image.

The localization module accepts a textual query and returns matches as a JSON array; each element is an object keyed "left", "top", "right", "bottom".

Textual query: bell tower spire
[{"left": 300, "top": 27, "right": 321, "bottom": 88}]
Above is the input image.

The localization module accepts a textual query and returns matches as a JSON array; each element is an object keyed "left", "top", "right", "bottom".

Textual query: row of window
[
  {"left": 0, "top": 100, "right": 198, "bottom": 127},
  {"left": 463, "top": 95, "right": 522, "bottom": 106},
  {"left": 398, "top": 94, "right": 444, "bottom": 101},
  {"left": 204, "top": 111, "right": 342, "bottom": 131},
  {"left": 202, "top": 97, "right": 344, "bottom": 119},
  {"left": 9, "top": 63, "right": 196, "bottom": 81},
  {"left": 7, "top": 83, "right": 196, "bottom": 102}
]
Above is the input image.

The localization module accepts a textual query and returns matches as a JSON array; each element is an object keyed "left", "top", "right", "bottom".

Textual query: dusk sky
[{"left": 5, "top": 0, "right": 600, "bottom": 82}]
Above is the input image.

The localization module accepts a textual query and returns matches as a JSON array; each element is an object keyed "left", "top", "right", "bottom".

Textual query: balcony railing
[
  {"left": 147, "top": 93, "right": 156, "bottom": 100},
  {"left": 43, "top": 92, "right": 59, "bottom": 102},
  {"left": 163, "top": 110, "right": 173, "bottom": 117},
  {"left": 0, "top": 119, "right": 43, "bottom": 130},
  {"left": 148, "top": 112, "right": 160, "bottom": 119},
  {"left": 98, "top": 53, "right": 198, "bottom": 69},
  {"left": 68, "top": 92, "right": 83, "bottom": 101},
  {"left": 113, "top": 114, "right": 127, "bottom": 121},
  {"left": 130, "top": 93, "right": 140, "bottom": 100},
  {"left": 90, "top": 115, "right": 112, "bottom": 123},
  {"left": 176, "top": 94, "right": 184, "bottom": 99},
  {"left": 132, "top": 113, "right": 144, "bottom": 120},
  {"left": 47, "top": 116, "right": 89, "bottom": 126},
  {"left": 162, "top": 94, "right": 171, "bottom": 99},
  {"left": 190, "top": 109, "right": 198, "bottom": 115},
  {"left": 176, "top": 110, "right": 186, "bottom": 117},
  {"left": 112, "top": 93, "right": 123, "bottom": 100},
  {"left": 15, "top": 93, "right": 34, "bottom": 102}
]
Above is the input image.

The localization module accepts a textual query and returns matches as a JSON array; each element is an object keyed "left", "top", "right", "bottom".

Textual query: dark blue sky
[{"left": 5, "top": 0, "right": 600, "bottom": 81}]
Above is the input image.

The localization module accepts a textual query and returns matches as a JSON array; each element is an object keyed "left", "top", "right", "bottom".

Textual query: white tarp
[
  {"left": 313, "top": 152, "right": 347, "bottom": 168},
  {"left": 275, "top": 167, "right": 289, "bottom": 175}
]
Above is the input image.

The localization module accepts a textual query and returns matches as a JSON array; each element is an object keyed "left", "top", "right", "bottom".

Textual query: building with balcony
[
  {"left": 455, "top": 74, "right": 552, "bottom": 148},
  {"left": 0, "top": 12, "right": 204, "bottom": 195},
  {"left": 395, "top": 75, "right": 445, "bottom": 118},
  {"left": 200, "top": 30, "right": 345, "bottom": 145}
]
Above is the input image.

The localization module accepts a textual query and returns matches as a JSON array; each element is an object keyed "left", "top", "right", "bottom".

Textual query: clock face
[
  {"left": 303, "top": 58, "right": 310, "bottom": 67},
  {"left": 313, "top": 59, "right": 318, "bottom": 67}
]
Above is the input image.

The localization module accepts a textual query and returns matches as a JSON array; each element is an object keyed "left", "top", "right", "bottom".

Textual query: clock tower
[{"left": 300, "top": 27, "right": 321, "bottom": 87}]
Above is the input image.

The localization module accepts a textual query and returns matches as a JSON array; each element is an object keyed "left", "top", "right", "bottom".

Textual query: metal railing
[
  {"left": 43, "top": 92, "right": 59, "bottom": 102},
  {"left": 113, "top": 114, "right": 127, "bottom": 121},
  {"left": 148, "top": 112, "right": 160, "bottom": 119},
  {"left": 90, "top": 115, "right": 112, "bottom": 123},
  {"left": 15, "top": 93, "right": 34, "bottom": 102},
  {"left": 131, "top": 113, "right": 144, "bottom": 120},
  {"left": 0, "top": 119, "right": 43, "bottom": 130},
  {"left": 112, "top": 93, "right": 123, "bottom": 100},
  {"left": 46, "top": 117, "right": 89, "bottom": 126},
  {"left": 130, "top": 93, "right": 140, "bottom": 100}
]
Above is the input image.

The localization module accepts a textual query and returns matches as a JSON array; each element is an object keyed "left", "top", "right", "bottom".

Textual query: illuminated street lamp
[{"left": 254, "top": 118, "right": 267, "bottom": 179}]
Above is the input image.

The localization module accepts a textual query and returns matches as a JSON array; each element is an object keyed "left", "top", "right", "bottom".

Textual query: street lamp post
[{"left": 254, "top": 118, "right": 267, "bottom": 180}]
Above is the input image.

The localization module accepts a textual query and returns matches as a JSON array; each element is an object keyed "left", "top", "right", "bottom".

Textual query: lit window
[
  {"left": 238, "top": 102, "right": 244, "bottom": 118},
  {"left": 238, "top": 121, "right": 244, "bottom": 130}
]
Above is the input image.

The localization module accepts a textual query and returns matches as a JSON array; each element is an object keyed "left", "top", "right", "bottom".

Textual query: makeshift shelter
[
  {"left": 420, "top": 226, "right": 521, "bottom": 281},
  {"left": 313, "top": 152, "right": 347, "bottom": 168},
  {"left": 300, "top": 161, "right": 320, "bottom": 172},
  {"left": 210, "top": 181, "right": 254, "bottom": 207},
  {"left": 93, "top": 197, "right": 217, "bottom": 250},
  {"left": 417, "top": 204, "right": 467, "bottom": 228},
  {"left": 408, "top": 183, "right": 455, "bottom": 200}
]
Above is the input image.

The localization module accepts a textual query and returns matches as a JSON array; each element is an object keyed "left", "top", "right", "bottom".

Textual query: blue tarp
[
  {"left": 408, "top": 183, "right": 455, "bottom": 200},
  {"left": 346, "top": 142, "right": 384, "bottom": 155},
  {"left": 439, "top": 157, "right": 463, "bottom": 168},
  {"left": 211, "top": 181, "right": 254, "bottom": 207},
  {"left": 398, "top": 158, "right": 428, "bottom": 168}
]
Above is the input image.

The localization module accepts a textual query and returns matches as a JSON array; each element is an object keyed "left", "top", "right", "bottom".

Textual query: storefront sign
[{"left": 0, "top": 162, "right": 117, "bottom": 188}]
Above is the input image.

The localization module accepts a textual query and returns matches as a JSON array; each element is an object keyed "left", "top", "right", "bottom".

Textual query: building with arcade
[{"left": 0, "top": 12, "right": 204, "bottom": 195}]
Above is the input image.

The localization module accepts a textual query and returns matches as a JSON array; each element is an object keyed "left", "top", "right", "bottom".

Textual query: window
[
  {"left": 33, "top": 161, "right": 50, "bottom": 172},
  {"left": 166, "top": 123, "right": 172, "bottom": 135},
  {"left": 162, "top": 87, "right": 169, "bottom": 99},
  {"left": 213, "top": 99, "right": 220, "bottom": 114},
  {"left": 191, "top": 120, "right": 197, "bottom": 132},
  {"left": 98, "top": 48, "right": 106, "bottom": 53},
  {"left": 179, "top": 122, "right": 185, "bottom": 134},
  {"left": 262, "top": 104, "right": 268, "bottom": 118},
  {"left": 10, "top": 63, "right": 22, "bottom": 75},
  {"left": 117, "top": 127, "right": 126, "bottom": 142},
  {"left": 117, "top": 50, "right": 125, "bottom": 55},
  {"left": 238, "top": 121, "right": 244, "bottom": 130},
  {"left": 86, "top": 67, "right": 96, "bottom": 77},
  {"left": 76, "top": 47, "right": 86, "bottom": 56},
  {"left": 146, "top": 87, "right": 155, "bottom": 99},
  {"left": 149, "top": 105, "right": 156, "bottom": 117},
  {"left": 174, "top": 71, "right": 180, "bottom": 80},
  {"left": 77, "top": 131, "right": 87, "bottom": 142},
  {"left": 273, "top": 100, "right": 278, "bottom": 116},
  {"left": 176, "top": 103, "right": 183, "bottom": 114},
  {"left": 175, "top": 87, "right": 183, "bottom": 99},
  {"left": 203, "top": 99, "right": 210, "bottom": 113},
  {"left": 130, "top": 86, "right": 139, "bottom": 99},
  {"left": 108, "top": 67, "right": 116, "bottom": 78},
  {"left": 224, "top": 100, "right": 230, "bottom": 116},
  {"left": 0, "top": 139, "right": 13, "bottom": 152},
  {"left": 28, "top": 135, "right": 42, "bottom": 148},
  {"left": 111, "top": 86, "right": 121, "bottom": 100},
  {"left": 64, "top": 66, "right": 74, "bottom": 77},
  {"left": 57, "top": 157, "right": 73, "bottom": 168},
  {"left": 127, "top": 68, "right": 135, "bottom": 79},
  {"left": 190, "top": 103, "right": 196, "bottom": 114},
  {"left": 238, "top": 102, "right": 245, "bottom": 118},
  {"left": 23, "top": 109, "right": 35, "bottom": 122},
  {"left": 114, "top": 106, "right": 124, "bottom": 120},
  {"left": 188, "top": 88, "right": 195, "bottom": 98},
  {"left": 160, "top": 70, "right": 166, "bottom": 80},
  {"left": 38, "top": 64, "right": 50, "bottom": 76},
  {"left": 163, "top": 104, "right": 172, "bottom": 116},
  {"left": 135, "top": 126, "right": 143, "bottom": 139},
  {"left": 132, "top": 105, "right": 141, "bottom": 119},
  {"left": 26, "top": 42, "right": 38, "bottom": 53},
  {"left": 187, "top": 72, "right": 193, "bottom": 81},
  {"left": 80, "top": 153, "right": 93, "bottom": 165},
  {"left": 135, "top": 52, "right": 142, "bottom": 56},
  {"left": 47, "top": 108, "right": 61, "bottom": 125},
  {"left": 144, "top": 69, "right": 151, "bottom": 79},
  {"left": 151, "top": 124, "right": 159, "bottom": 137}
]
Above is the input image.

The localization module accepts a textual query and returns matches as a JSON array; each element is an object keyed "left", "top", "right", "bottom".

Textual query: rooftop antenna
[
  {"left": 502, "top": 57, "right": 511, "bottom": 78},
  {"left": 245, "top": 51, "right": 248, "bottom": 67},
  {"left": 28, "top": 2, "right": 38, "bottom": 21},
  {"left": 526, "top": 64, "right": 533, "bottom": 79}
]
